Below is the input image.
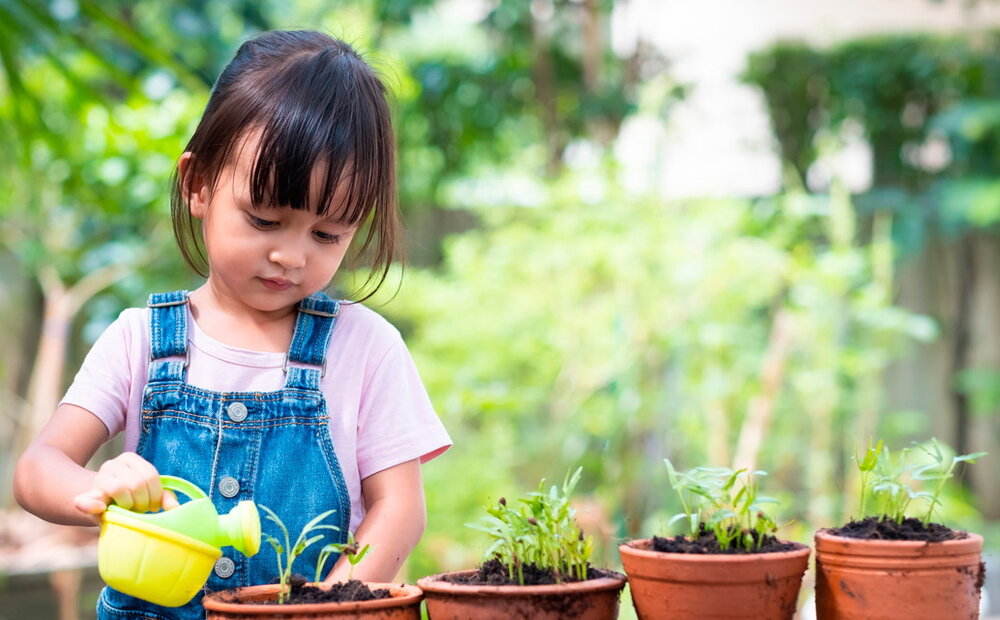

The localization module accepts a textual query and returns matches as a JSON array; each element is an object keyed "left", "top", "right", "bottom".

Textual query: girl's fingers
[
  {"left": 121, "top": 454, "right": 160, "bottom": 512},
  {"left": 127, "top": 453, "right": 176, "bottom": 513},
  {"left": 104, "top": 462, "right": 148, "bottom": 511},
  {"left": 162, "top": 490, "right": 180, "bottom": 510},
  {"left": 105, "top": 472, "right": 138, "bottom": 510},
  {"left": 146, "top": 472, "right": 165, "bottom": 512},
  {"left": 74, "top": 489, "right": 109, "bottom": 514},
  {"left": 93, "top": 453, "right": 172, "bottom": 513},
  {"left": 129, "top": 478, "right": 152, "bottom": 513}
]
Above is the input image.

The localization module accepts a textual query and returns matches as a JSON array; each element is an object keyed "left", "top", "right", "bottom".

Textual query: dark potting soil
[
  {"left": 442, "top": 557, "right": 605, "bottom": 586},
  {"left": 828, "top": 516, "right": 966, "bottom": 542},
  {"left": 651, "top": 524, "right": 801, "bottom": 554},
  {"left": 272, "top": 574, "right": 392, "bottom": 604}
]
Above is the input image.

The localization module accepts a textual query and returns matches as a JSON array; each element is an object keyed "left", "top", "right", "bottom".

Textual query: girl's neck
[{"left": 187, "top": 283, "right": 298, "bottom": 353}]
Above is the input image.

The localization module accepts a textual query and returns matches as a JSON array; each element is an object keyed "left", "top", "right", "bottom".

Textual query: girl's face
[{"left": 181, "top": 139, "right": 358, "bottom": 316}]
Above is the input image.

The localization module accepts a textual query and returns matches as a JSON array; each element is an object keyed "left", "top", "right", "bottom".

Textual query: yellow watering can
[{"left": 97, "top": 475, "right": 261, "bottom": 607}]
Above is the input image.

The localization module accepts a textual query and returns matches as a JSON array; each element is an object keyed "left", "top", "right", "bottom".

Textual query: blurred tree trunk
[
  {"left": 888, "top": 231, "right": 1000, "bottom": 518},
  {"left": 579, "top": 0, "right": 618, "bottom": 145},
  {"left": 963, "top": 233, "right": 1000, "bottom": 518},
  {"left": 530, "top": 0, "right": 562, "bottom": 175},
  {"left": 951, "top": 238, "right": 974, "bottom": 457},
  {"left": 732, "top": 307, "right": 793, "bottom": 471},
  {"left": 580, "top": 0, "right": 601, "bottom": 94},
  {"left": 16, "top": 263, "right": 130, "bottom": 458}
]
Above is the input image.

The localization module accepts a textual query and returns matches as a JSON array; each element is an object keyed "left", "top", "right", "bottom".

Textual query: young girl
[{"left": 13, "top": 30, "right": 451, "bottom": 619}]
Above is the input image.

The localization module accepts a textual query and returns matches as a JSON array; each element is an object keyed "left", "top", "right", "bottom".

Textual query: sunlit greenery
[{"left": 0, "top": 1, "right": 996, "bottom": 598}]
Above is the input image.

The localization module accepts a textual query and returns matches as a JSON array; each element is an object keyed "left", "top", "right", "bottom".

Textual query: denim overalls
[{"left": 97, "top": 290, "right": 351, "bottom": 619}]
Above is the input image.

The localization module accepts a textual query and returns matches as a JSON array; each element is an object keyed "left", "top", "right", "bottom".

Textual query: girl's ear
[{"left": 178, "top": 152, "right": 210, "bottom": 218}]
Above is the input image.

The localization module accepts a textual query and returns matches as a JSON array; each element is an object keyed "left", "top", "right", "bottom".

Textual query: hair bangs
[{"left": 246, "top": 48, "right": 390, "bottom": 227}]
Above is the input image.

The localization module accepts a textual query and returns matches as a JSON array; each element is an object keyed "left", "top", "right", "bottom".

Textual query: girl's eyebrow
[
  {"left": 317, "top": 200, "right": 356, "bottom": 225},
  {"left": 320, "top": 215, "right": 356, "bottom": 227}
]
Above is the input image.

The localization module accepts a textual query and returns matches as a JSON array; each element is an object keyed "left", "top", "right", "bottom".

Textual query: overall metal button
[
  {"left": 226, "top": 402, "right": 248, "bottom": 422},
  {"left": 214, "top": 556, "right": 235, "bottom": 578},
  {"left": 219, "top": 476, "right": 240, "bottom": 498}
]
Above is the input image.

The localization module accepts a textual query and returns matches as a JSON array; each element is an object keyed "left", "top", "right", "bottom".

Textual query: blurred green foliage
[
  {"left": 744, "top": 33, "right": 1000, "bottom": 251},
  {"left": 372, "top": 174, "right": 940, "bottom": 574},
  {"left": 744, "top": 35, "right": 1000, "bottom": 535},
  {"left": 0, "top": 0, "right": 994, "bottom": 591}
]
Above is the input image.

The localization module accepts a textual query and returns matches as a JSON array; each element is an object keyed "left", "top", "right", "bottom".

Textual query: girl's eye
[
  {"left": 313, "top": 231, "right": 341, "bottom": 244},
  {"left": 249, "top": 215, "right": 278, "bottom": 229}
]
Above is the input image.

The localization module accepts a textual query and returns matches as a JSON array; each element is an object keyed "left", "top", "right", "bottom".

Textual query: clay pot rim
[
  {"left": 417, "top": 569, "right": 627, "bottom": 596},
  {"left": 620, "top": 537, "right": 810, "bottom": 563},
  {"left": 815, "top": 529, "right": 983, "bottom": 549},
  {"left": 201, "top": 582, "right": 422, "bottom": 614}
]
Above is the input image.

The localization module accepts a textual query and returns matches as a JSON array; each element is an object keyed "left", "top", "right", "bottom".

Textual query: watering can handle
[{"left": 159, "top": 476, "right": 209, "bottom": 502}]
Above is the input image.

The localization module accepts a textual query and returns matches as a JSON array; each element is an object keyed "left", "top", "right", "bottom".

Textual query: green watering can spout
[{"left": 218, "top": 500, "right": 263, "bottom": 556}]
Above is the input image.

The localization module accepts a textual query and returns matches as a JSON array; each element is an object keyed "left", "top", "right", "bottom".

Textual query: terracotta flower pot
[
  {"left": 814, "top": 529, "right": 984, "bottom": 620},
  {"left": 417, "top": 569, "right": 627, "bottom": 620},
  {"left": 619, "top": 538, "right": 810, "bottom": 619},
  {"left": 202, "top": 582, "right": 423, "bottom": 619}
]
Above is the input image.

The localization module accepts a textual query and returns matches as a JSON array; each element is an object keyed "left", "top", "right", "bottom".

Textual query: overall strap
[
  {"left": 147, "top": 290, "right": 189, "bottom": 383},
  {"left": 284, "top": 292, "right": 340, "bottom": 390}
]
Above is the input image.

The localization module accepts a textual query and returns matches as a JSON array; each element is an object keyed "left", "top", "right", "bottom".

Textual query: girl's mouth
[{"left": 260, "top": 277, "right": 294, "bottom": 291}]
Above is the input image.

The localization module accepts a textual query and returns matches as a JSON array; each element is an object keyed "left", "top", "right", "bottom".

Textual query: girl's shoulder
[
  {"left": 103, "top": 306, "right": 151, "bottom": 340},
  {"left": 118, "top": 305, "right": 151, "bottom": 323},
  {"left": 329, "top": 301, "right": 408, "bottom": 359},
  {"left": 334, "top": 301, "right": 401, "bottom": 339}
]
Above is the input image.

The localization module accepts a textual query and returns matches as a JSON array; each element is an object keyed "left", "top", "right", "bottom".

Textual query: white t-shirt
[{"left": 61, "top": 301, "right": 451, "bottom": 532}]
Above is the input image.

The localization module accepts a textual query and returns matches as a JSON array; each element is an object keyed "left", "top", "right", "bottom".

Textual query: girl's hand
[{"left": 73, "top": 452, "right": 179, "bottom": 523}]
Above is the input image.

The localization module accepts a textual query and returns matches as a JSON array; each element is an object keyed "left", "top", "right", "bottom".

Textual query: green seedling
[
  {"left": 260, "top": 506, "right": 340, "bottom": 604},
  {"left": 664, "top": 459, "right": 780, "bottom": 552},
  {"left": 853, "top": 438, "right": 883, "bottom": 519},
  {"left": 854, "top": 437, "right": 986, "bottom": 526},
  {"left": 315, "top": 531, "right": 372, "bottom": 582},
  {"left": 912, "top": 438, "right": 987, "bottom": 527},
  {"left": 868, "top": 444, "right": 930, "bottom": 524},
  {"left": 468, "top": 467, "right": 593, "bottom": 585}
]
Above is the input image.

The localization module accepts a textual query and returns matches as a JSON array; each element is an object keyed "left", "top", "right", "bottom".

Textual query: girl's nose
[{"left": 268, "top": 246, "right": 306, "bottom": 270}]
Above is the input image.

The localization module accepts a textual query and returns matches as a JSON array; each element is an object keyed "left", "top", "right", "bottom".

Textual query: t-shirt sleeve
[
  {"left": 60, "top": 310, "right": 142, "bottom": 438},
  {"left": 355, "top": 337, "right": 451, "bottom": 480}
]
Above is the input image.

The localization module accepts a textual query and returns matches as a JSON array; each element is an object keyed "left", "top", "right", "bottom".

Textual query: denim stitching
[
  {"left": 303, "top": 294, "right": 336, "bottom": 366},
  {"left": 304, "top": 368, "right": 319, "bottom": 390},
  {"left": 287, "top": 292, "right": 337, "bottom": 368},
  {"left": 305, "top": 297, "right": 338, "bottom": 366},
  {"left": 289, "top": 310, "right": 309, "bottom": 364},
  {"left": 148, "top": 291, "right": 188, "bottom": 362},
  {"left": 144, "top": 385, "right": 319, "bottom": 401},
  {"left": 141, "top": 412, "right": 326, "bottom": 429},
  {"left": 208, "top": 401, "right": 224, "bottom": 501},
  {"left": 174, "top": 293, "right": 188, "bottom": 358},
  {"left": 150, "top": 299, "right": 162, "bottom": 360}
]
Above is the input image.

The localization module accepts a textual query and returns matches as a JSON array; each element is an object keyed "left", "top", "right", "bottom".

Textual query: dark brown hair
[{"left": 171, "top": 30, "right": 399, "bottom": 299}]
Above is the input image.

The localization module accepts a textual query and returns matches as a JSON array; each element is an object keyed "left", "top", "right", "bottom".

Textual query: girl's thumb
[
  {"left": 161, "top": 489, "right": 180, "bottom": 510},
  {"left": 73, "top": 489, "right": 108, "bottom": 515}
]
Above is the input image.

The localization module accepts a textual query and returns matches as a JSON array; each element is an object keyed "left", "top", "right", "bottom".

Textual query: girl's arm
[
  {"left": 14, "top": 403, "right": 175, "bottom": 526},
  {"left": 323, "top": 458, "right": 426, "bottom": 583}
]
